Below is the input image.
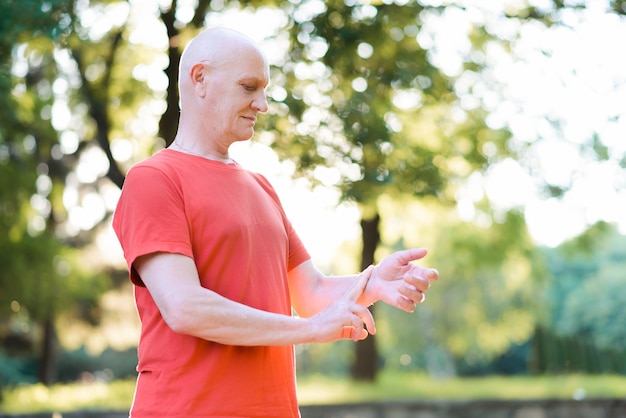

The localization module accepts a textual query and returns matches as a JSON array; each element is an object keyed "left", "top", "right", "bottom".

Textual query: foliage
[
  {"left": 0, "top": 0, "right": 130, "bottom": 385},
  {"left": 0, "top": 0, "right": 70, "bottom": 99},
  {"left": 56, "top": 346, "right": 138, "bottom": 382},
  {"left": 0, "top": 344, "right": 137, "bottom": 388},
  {"left": 259, "top": 0, "right": 522, "bottom": 379},
  {"left": 531, "top": 326, "right": 626, "bottom": 374},
  {"left": 542, "top": 222, "right": 626, "bottom": 352},
  {"left": 428, "top": 211, "right": 543, "bottom": 361},
  {"left": 0, "top": 355, "right": 37, "bottom": 387},
  {"left": 2, "top": 0, "right": 625, "bottom": 389},
  {"left": 266, "top": 1, "right": 507, "bottom": 209},
  {"left": 361, "top": 196, "right": 545, "bottom": 376}
]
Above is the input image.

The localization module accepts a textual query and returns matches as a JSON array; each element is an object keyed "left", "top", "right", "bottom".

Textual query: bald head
[{"left": 179, "top": 28, "right": 266, "bottom": 96}]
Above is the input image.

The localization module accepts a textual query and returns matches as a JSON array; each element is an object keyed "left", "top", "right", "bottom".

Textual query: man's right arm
[{"left": 134, "top": 252, "right": 374, "bottom": 346}]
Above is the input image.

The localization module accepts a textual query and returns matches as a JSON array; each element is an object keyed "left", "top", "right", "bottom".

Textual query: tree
[
  {"left": 4, "top": 0, "right": 625, "bottom": 387},
  {"left": 262, "top": 1, "right": 519, "bottom": 379},
  {"left": 546, "top": 222, "right": 626, "bottom": 351},
  {"left": 61, "top": 0, "right": 624, "bottom": 382},
  {"left": 0, "top": 0, "right": 75, "bottom": 388},
  {"left": 0, "top": 0, "right": 126, "bottom": 385},
  {"left": 260, "top": 0, "right": 626, "bottom": 379},
  {"left": 527, "top": 222, "right": 626, "bottom": 374}
]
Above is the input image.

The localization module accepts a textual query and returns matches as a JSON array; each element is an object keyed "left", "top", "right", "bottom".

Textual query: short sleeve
[{"left": 112, "top": 164, "right": 193, "bottom": 286}]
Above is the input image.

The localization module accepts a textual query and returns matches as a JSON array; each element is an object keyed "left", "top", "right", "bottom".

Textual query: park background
[{"left": 1, "top": 0, "right": 626, "bottom": 413}]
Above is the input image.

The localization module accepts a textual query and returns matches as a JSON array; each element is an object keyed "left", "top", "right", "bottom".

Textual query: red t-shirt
[{"left": 113, "top": 149, "right": 310, "bottom": 418}]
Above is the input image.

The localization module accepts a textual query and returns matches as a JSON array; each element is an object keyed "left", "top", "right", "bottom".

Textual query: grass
[
  {"left": 296, "top": 371, "right": 626, "bottom": 404},
  {"left": 0, "top": 379, "right": 136, "bottom": 414},
  {"left": 2, "top": 372, "right": 626, "bottom": 413}
]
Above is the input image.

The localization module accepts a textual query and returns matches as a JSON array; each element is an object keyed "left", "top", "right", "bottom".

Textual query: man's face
[{"left": 202, "top": 48, "right": 269, "bottom": 145}]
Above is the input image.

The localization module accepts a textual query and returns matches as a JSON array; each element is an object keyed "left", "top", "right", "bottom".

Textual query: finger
[
  {"left": 353, "top": 305, "right": 376, "bottom": 336},
  {"left": 394, "top": 248, "right": 428, "bottom": 265},
  {"left": 344, "top": 265, "right": 374, "bottom": 302},
  {"left": 341, "top": 325, "right": 369, "bottom": 341},
  {"left": 404, "top": 277, "right": 431, "bottom": 293},
  {"left": 395, "top": 295, "right": 417, "bottom": 313},
  {"left": 399, "top": 284, "right": 427, "bottom": 305},
  {"left": 407, "top": 266, "right": 438, "bottom": 283},
  {"left": 424, "top": 268, "right": 439, "bottom": 282},
  {"left": 339, "top": 315, "right": 362, "bottom": 341},
  {"left": 350, "top": 315, "right": 365, "bottom": 341},
  {"left": 341, "top": 326, "right": 353, "bottom": 339},
  {"left": 355, "top": 328, "right": 369, "bottom": 340}
]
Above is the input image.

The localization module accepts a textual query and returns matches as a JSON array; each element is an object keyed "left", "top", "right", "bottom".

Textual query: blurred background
[{"left": 1, "top": 0, "right": 625, "bottom": 407}]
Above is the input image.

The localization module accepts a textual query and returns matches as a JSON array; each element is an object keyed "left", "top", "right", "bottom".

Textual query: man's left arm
[{"left": 287, "top": 248, "right": 438, "bottom": 318}]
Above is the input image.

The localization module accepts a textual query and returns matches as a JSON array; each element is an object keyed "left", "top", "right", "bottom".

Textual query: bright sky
[
  {"left": 455, "top": 1, "right": 626, "bottom": 246},
  {"left": 51, "top": 0, "right": 626, "bottom": 268}
]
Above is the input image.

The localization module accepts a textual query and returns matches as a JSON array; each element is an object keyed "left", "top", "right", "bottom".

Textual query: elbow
[
  {"left": 164, "top": 315, "right": 188, "bottom": 335},
  {"left": 160, "top": 304, "right": 197, "bottom": 335}
]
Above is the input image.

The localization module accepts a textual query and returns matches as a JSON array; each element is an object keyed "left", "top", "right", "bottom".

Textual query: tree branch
[{"left": 71, "top": 30, "right": 126, "bottom": 189}]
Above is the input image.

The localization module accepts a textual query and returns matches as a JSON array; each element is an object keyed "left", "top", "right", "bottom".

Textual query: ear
[{"left": 189, "top": 63, "right": 208, "bottom": 98}]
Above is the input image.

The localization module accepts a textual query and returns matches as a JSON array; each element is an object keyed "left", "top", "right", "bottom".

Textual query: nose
[{"left": 253, "top": 91, "right": 269, "bottom": 114}]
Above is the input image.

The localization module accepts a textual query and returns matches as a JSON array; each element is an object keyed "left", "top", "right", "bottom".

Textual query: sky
[
  {"left": 73, "top": 0, "right": 626, "bottom": 269},
  {"left": 418, "top": 0, "right": 626, "bottom": 246},
  {"left": 476, "top": 1, "right": 626, "bottom": 246}
]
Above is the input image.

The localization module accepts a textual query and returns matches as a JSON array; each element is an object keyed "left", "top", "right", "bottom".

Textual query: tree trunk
[
  {"left": 38, "top": 318, "right": 58, "bottom": 385},
  {"left": 159, "top": 2, "right": 181, "bottom": 146},
  {"left": 351, "top": 213, "right": 380, "bottom": 381}
]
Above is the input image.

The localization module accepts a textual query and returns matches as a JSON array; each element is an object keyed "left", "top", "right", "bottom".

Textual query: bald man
[{"left": 113, "top": 27, "right": 438, "bottom": 418}]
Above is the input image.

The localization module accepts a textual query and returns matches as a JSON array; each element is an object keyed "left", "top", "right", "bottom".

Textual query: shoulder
[
  {"left": 127, "top": 149, "right": 176, "bottom": 175},
  {"left": 246, "top": 171, "right": 280, "bottom": 197},
  {"left": 124, "top": 150, "right": 189, "bottom": 184},
  {"left": 118, "top": 151, "right": 190, "bottom": 202}
]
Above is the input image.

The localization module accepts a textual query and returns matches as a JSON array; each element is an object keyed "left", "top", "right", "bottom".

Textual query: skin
[{"left": 135, "top": 27, "right": 439, "bottom": 346}]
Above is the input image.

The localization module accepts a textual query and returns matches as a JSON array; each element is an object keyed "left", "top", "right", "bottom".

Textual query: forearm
[
  {"left": 289, "top": 260, "right": 378, "bottom": 318},
  {"left": 137, "top": 253, "right": 319, "bottom": 346},
  {"left": 289, "top": 251, "right": 438, "bottom": 317},
  {"left": 165, "top": 286, "right": 317, "bottom": 346}
]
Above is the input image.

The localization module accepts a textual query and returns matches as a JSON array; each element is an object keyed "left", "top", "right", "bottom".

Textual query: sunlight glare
[
  {"left": 79, "top": 1, "right": 129, "bottom": 41},
  {"left": 392, "top": 89, "right": 423, "bottom": 110},
  {"left": 525, "top": 199, "right": 586, "bottom": 247},
  {"left": 449, "top": 1, "right": 626, "bottom": 246},
  {"left": 533, "top": 140, "right": 580, "bottom": 188},
  {"left": 111, "top": 138, "right": 134, "bottom": 162},
  {"left": 76, "top": 147, "right": 109, "bottom": 184},
  {"left": 51, "top": 100, "right": 71, "bottom": 131},
  {"left": 485, "top": 159, "right": 534, "bottom": 210}
]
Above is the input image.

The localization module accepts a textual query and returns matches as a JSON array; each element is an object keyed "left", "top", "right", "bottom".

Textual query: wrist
[{"left": 360, "top": 265, "right": 379, "bottom": 307}]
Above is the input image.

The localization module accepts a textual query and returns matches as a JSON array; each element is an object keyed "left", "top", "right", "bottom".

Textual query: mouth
[{"left": 242, "top": 115, "right": 257, "bottom": 125}]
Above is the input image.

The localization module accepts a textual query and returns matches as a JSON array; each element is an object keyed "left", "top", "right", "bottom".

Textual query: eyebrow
[{"left": 238, "top": 75, "right": 269, "bottom": 88}]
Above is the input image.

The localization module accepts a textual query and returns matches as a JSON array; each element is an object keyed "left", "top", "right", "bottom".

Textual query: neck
[{"left": 171, "top": 138, "right": 234, "bottom": 164}]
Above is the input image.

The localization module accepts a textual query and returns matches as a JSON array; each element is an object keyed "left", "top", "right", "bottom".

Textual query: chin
[
  {"left": 232, "top": 136, "right": 253, "bottom": 144},
  {"left": 240, "top": 130, "right": 256, "bottom": 141}
]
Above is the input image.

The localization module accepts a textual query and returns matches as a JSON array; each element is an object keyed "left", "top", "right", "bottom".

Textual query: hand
[
  {"left": 306, "top": 266, "right": 377, "bottom": 343},
  {"left": 366, "top": 248, "right": 438, "bottom": 312}
]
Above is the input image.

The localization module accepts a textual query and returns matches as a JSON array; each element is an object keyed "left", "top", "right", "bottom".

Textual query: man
[{"left": 113, "top": 27, "right": 438, "bottom": 418}]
